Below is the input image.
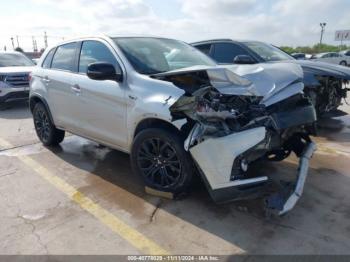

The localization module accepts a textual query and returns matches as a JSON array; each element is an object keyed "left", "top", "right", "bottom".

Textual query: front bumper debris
[{"left": 266, "top": 142, "right": 317, "bottom": 216}]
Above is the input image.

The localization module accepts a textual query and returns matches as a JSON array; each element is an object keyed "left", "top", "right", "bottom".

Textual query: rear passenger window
[
  {"left": 79, "top": 41, "right": 118, "bottom": 73},
  {"left": 51, "top": 42, "right": 77, "bottom": 71},
  {"left": 42, "top": 48, "right": 55, "bottom": 68}
]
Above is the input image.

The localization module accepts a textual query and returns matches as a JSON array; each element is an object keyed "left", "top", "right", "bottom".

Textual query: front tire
[
  {"left": 340, "top": 61, "right": 347, "bottom": 66},
  {"left": 131, "top": 128, "right": 194, "bottom": 194},
  {"left": 33, "top": 103, "right": 65, "bottom": 146}
]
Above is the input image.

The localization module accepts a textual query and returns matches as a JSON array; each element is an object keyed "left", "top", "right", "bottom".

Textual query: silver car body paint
[
  {"left": 31, "top": 36, "right": 307, "bottom": 193},
  {"left": 189, "top": 127, "right": 267, "bottom": 189},
  {"left": 31, "top": 37, "right": 186, "bottom": 152}
]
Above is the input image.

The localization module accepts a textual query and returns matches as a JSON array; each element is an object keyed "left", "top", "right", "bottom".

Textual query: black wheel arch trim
[{"left": 29, "top": 94, "right": 55, "bottom": 125}]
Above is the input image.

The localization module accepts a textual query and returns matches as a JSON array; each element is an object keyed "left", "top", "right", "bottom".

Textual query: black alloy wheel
[
  {"left": 33, "top": 103, "right": 65, "bottom": 146},
  {"left": 34, "top": 105, "right": 51, "bottom": 143},
  {"left": 131, "top": 128, "right": 194, "bottom": 193},
  {"left": 137, "top": 138, "right": 182, "bottom": 189}
]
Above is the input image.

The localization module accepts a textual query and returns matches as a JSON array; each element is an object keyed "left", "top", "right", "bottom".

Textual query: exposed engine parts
[
  {"left": 306, "top": 77, "right": 348, "bottom": 115},
  {"left": 153, "top": 65, "right": 318, "bottom": 215},
  {"left": 170, "top": 86, "right": 265, "bottom": 139}
]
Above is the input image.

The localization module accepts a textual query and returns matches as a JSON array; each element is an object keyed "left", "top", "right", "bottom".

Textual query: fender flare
[{"left": 29, "top": 94, "right": 55, "bottom": 125}]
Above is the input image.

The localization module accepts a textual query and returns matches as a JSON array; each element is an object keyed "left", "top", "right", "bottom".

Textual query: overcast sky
[{"left": 1, "top": 0, "right": 349, "bottom": 51}]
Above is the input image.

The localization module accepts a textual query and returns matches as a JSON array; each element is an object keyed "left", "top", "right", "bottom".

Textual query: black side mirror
[
  {"left": 233, "top": 55, "right": 256, "bottom": 64},
  {"left": 87, "top": 62, "right": 123, "bottom": 82}
]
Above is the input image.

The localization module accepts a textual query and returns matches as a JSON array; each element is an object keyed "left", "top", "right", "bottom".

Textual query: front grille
[{"left": 4, "top": 73, "right": 30, "bottom": 87}]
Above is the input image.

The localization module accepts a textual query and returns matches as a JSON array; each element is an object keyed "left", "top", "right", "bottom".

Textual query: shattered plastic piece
[
  {"left": 145, "top": 186, "right": 174, "bottom": 200},
  {"left": 266, "top": 142, "right": 317, "bottom": 216}
]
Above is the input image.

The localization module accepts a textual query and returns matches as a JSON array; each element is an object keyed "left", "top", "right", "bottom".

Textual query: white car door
[
  {"left": 345, "top": 51, "right": 350, "bottom": 64},
  {"left": 330, "top": 53, "right": 341, "bottom": 65},
  {"left": 72, "top": 40, "right": 128, "bottom": 149},
  {"left": 320, "top": 53, "right": 333, "bottom": 63}
]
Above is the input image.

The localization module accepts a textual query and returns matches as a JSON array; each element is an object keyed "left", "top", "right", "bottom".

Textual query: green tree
[
  {"left": 280, "top": 44, "right": 349, "bottom": 54},
  {"left": 14, "top": 47, "right": 24, "bottom": 53}
]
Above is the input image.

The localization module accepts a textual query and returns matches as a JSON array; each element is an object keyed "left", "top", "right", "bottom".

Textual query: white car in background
[
  {"left": 311, "top": 52, "right": 349, "bottom": 66},
  {"left": 0, "top": 51, "right": 36, "bottom": 104},
  {"left": 340, "top": 49, "right": 350, "bottom": 58}
]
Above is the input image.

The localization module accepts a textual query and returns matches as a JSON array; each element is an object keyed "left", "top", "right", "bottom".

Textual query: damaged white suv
[{"left": 30, "top": 36, "right": 317, "bottom": 215}]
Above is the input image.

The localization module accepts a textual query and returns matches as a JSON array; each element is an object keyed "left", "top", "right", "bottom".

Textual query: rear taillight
[{"left": 28, "top": 73, "right": 32, "bottom": 82}]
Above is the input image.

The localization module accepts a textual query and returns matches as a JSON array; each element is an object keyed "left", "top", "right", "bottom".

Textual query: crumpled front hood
[
  {"left": 222, "top": 62, "right": 303, "bottom": 99},
  {"left": 0, "top": 66, "right": 35, "bottom": 74},
  {"left": 153, "top": 62, "right": 304, "bottom": 105}
]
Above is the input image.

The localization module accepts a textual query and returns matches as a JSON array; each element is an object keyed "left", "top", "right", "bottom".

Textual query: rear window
[{"left": 51, "top": 42, "right": 77, "bottom": 71}]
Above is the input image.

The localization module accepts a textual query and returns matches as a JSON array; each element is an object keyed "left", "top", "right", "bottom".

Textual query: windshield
[
  {"left": 243, "top": 41, "right": 294, "bottom": 62},
  {"left": 113, "top": 37, "right": 216, "bottom": 74},
  {"left": 0, "top": 53, "right": 34, "bottom": 67}
]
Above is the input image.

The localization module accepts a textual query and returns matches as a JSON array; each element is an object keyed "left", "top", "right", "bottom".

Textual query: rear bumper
[{"left": 0, "top": 90, "right": 29, "bottom": 103}]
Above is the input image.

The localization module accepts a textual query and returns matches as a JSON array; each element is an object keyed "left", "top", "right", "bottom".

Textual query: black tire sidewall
[
  {"left": 33, "top": 103, "right": 58, "bottom": 146},
  {"left": 131, "top": 128, "right": 194, "bottom": 194}
]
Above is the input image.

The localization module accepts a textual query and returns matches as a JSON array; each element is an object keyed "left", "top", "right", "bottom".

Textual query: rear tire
[
  {"left": 131, "top": 128, "right": 194, "bottom": 194},
  {"left": 340, "top": 61, "right": 347, "bottom": 66},
  {"left": 33, "top": 102, "right": 65, "bottom": 146}
]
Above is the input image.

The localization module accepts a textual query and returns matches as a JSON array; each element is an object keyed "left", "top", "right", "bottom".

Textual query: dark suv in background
[{"left": 192, "top": 39, "right": 350, "bottom": 117}]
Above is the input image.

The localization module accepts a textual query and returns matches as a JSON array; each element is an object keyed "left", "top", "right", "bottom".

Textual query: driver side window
[
  {"left": 79, "top": 41, "right": 118, "bottom": 74},
  {"left": 213, "top": 43, "right": 250, "bottom": 64}
]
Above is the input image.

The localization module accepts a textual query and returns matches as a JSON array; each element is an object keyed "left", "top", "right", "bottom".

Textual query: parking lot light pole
[
  {"left": 44, "top": 31, "right": 48, "bottom": 48},
  {"left": 10, "top": 37, "right": 15, "bottom": 50},
  {"left": 320, "top": 22, "right": 327, "bottom": 45}
]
